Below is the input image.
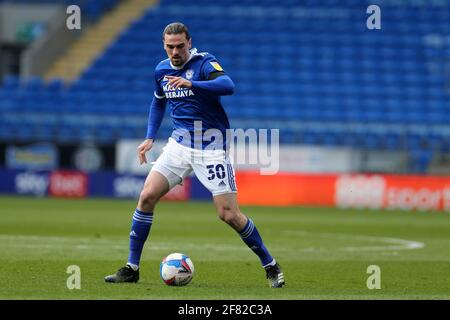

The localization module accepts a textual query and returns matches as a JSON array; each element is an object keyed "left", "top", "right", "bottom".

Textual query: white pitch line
[
  {"left": 0, "top": 232, "right": 425, "bottom": 253},
  {"left": 0, "top": 235, "right": 249, "bottom": 252},
  {"left": 283, "top": 230, "right": 425, "bottom": 252}
]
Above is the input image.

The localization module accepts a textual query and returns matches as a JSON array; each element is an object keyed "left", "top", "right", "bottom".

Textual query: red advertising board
[
  {"left": 335, "top": 174, "right": 450, "bottom": 211},
  {"left": 236, "top": 171, "right": 450, "bottom": 211},
  {"left": 162, "top": 178, "right": 191, "bottom": 201},
  {"left": 48, "top": 170, "right": 88, "bottom": 198},
  {"left": 236, "top": 171, "right": 335, "bottom": 207}
]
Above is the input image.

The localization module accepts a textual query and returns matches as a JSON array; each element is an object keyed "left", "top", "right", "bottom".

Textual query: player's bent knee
[
  {"left": 139, "top": 189, "right": 161, "bottom": 209},
  {"left": 217, "top": 206, "right": 239, "bottom": 224}
]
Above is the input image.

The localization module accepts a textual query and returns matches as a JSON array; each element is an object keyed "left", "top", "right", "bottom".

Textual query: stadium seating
[
  {"left": 0, "top": 0, "right": 119, "bottom": 21},
  {"left": 0, "top": 0, "right": 449, "bottom": 171}
]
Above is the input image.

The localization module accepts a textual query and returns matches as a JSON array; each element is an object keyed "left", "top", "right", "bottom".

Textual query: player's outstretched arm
[
  {"left": 191, "top": 75, "right": 235, "bottom": 95},
  {"left": 139, "top": 96, "right": 166, "bottom": 164},
  {"left": 166, "top": 75, "right": 235, "bottom": 96},
  {"left": 146, "top": 95, "right": 166, "bottom": 140}
]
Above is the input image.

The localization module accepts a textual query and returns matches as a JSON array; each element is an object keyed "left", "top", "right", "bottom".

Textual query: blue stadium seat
[
  {"left": 2, "top": 75, "right": 21, "bottom": 90},
  {"left": 0, "top": 0, "right": 448, "bottom": 152}
]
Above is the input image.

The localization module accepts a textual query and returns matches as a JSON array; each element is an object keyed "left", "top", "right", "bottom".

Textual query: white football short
[{"left": 151, "top": 137, "right": 237, "bottom": 196}]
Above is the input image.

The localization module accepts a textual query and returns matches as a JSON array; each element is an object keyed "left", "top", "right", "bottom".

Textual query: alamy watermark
[
  {"left": 168, "top": 121, "right": 279, "bottom": 175},
  {"left": 66, "top": 5, "right": 81, "bottom": 30},
  {"left": 66, "top": 265, "right": 81, "bottom": 289},
  {"left": 367, "top": 5, "right": 381, "bottom": 30},
  {"left": 366, "top": 265, "right": 381, "bottom": 289}
]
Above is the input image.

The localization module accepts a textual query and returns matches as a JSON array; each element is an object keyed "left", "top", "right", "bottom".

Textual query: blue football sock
[
  {"left": 238, "top": 217, "right": 275, "bottom": 267},
  {"left": 127, "top": 209, "right": 153, "bottom": 268}
]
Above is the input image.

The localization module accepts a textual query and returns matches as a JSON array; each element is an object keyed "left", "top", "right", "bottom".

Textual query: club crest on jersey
[{"left": 185, "top": 69, "right": 194, "bottom": 80}]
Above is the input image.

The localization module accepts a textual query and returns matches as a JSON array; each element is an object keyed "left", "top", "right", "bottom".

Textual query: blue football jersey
[{"left": 153, "top": 48, "right": 231, "bottom": 150}]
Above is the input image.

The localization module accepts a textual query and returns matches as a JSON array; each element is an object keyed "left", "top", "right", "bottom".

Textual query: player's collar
[{"left": 170, "top": 48, "right": 197, "bottom": 70}]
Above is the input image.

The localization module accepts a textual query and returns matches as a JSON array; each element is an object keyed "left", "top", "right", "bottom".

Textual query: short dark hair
[{"left": 163, "top": 22, "right": 191, "bottom": 40}]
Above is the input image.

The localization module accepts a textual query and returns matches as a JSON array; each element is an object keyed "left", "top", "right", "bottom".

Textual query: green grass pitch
[{"left": 0, "top": 195, "right": 449, "bottom": 299}]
